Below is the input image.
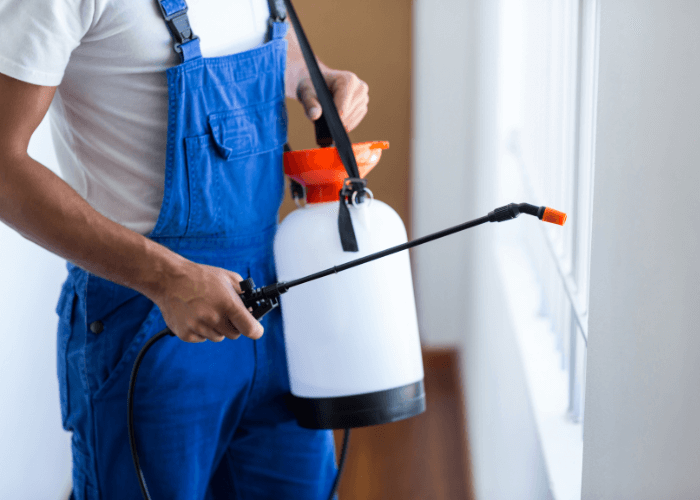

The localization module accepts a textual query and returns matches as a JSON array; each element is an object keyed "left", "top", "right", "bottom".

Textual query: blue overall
[{"left": 55, "top": 4, "right": 337, "bottom": 498}]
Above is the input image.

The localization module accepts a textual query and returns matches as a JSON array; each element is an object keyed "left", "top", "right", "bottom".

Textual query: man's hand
[
  {"left": 153, "top": 262, "right": 263, "bottom": 344},
  {"left": 285, "top": 25, "right": 369, "bottom": 132},
  {"left": 295, "top": 69, "right": 369, "bottom": 132}
]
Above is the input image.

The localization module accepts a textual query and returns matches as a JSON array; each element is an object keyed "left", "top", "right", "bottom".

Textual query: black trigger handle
[{"left": 238, "top": 278, "right": 289, "bottom": 320}]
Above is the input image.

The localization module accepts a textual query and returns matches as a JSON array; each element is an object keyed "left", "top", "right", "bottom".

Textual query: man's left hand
[{"left": 295, "top": 69, "right": 369, "bottom": 132}]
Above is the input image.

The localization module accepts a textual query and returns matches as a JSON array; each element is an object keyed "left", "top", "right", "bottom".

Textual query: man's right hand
[{"left": 153, "top": 262, "right": 264, "bottom": 344}]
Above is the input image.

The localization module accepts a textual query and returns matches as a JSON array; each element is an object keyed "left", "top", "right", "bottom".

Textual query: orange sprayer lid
[{"left": 284, "top": 141, "right": 390, "bottom": 204}]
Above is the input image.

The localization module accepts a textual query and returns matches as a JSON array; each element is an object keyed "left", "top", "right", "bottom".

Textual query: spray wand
[
  {"left": 238, "top": 202, "right": 566, "bottom": 319},
  {"left": 128, "top": 202, "right": 566, "bottom": 500}
]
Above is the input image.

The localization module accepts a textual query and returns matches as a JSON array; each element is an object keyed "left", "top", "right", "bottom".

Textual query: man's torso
[{"left": 5, "top": 0, "right": 272, "bottom": 234}]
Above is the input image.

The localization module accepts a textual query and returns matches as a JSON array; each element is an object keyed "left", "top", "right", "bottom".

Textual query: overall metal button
[{"left": 89, "top": 321, "right": 104, "bottom": 334}]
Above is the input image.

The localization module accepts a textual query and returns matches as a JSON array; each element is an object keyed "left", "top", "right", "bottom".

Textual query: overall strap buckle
[
  {"left": 266, "top": 0, "right": 288, "bottom": 41},
  {"left": 267, "top": 0, "right": 287, "bottom": 22},
  {"left": 159, "top": 4, "right": 199, "bottom": 54}
]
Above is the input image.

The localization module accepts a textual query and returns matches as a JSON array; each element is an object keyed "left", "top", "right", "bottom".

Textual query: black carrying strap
[
  {"left": 336, "top": 179, "right": 364, "bottom": 252},
  {"left": 283, "top": 0, "right": 366, "bottom": 252}
]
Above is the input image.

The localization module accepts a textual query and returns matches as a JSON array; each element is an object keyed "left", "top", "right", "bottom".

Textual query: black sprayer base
[{"left": 289, "top": 380, "right": 426, "bottom": 430}]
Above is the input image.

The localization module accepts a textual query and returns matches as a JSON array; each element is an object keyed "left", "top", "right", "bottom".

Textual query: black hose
[
  {"left": 128, "top": 328, "right": 173, "bottom": 500},
  {"left": 328, "top": 428, "right": 351, "bottom": 500},
  {"left": 128, "top": 330, "right": 352, "bottom": 500}
]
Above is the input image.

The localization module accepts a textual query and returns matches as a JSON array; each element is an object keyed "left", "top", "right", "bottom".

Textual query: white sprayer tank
[{"left": 275, "top": 195, "right": 425, "bottom": 429}]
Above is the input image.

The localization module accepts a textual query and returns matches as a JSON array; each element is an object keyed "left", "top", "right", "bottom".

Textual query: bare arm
[{"left": 0, "top": 73, "right": 262, "bottom": 343}]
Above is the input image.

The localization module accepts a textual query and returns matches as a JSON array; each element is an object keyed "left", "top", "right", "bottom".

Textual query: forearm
[{"left": 0, "top": 151, "right": 184, "bottom": 301}]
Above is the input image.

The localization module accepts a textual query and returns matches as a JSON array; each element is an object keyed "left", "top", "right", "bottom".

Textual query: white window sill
[{"left": 495, "top": 243, "right": 583, "bottom": 500}]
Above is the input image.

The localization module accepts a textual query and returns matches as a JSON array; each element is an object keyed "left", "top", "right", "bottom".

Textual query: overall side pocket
[
  {"left": 83, "top": 273, "right": 162, "bottom": 400},
  {"left": 56, "top": 278, "right": 77, "bottom": 429},
  {"left": 90, "top": 302, "right": 163, "bottom": 401}
]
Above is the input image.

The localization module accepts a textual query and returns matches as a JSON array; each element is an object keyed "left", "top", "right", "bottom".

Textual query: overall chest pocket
[{"left": 184, "top": 99, "right": 287, "bottom": 236}]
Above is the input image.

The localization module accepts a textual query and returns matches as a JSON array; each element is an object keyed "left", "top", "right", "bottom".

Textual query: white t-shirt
[{"left": 0, "top": 0, "right": 272, "bottom": 235}]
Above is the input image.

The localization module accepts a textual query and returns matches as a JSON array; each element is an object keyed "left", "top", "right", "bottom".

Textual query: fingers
[
  {"left": 182, "top": 312, "right": 228, "bottom": 343},
  {"left": 225, "top": 271, "right": 264, "bottom": 340},
  {"left": 179, "top": 332, "right": 208, "bottom": 344},
  {"left": 214, "top": 316, "right": 242, "bottom": 342},
  {"left": 162, "top": 266, "right": 264, "bottom": 344},
  {"left": 229, "top": 271, "right": 244, "bottom": 294},
  {"left": 297, "top": 79, "right": 323, "bottom": 121},
  {"left": 339, "top": 94, "right": 369, "bottom": 132},
  {"left": 296, "top": 71, "right": 369, "bottom": 131},
  {"left": 176, "top": 315, "right": 242, "bottom": 344},
  {"left": 175, "top": 314, "right": 239, "bottom": 344},
  {"left": 330, "top": 72, "right": 369, "bottom": 131},
  {"left": 226, "top": 294, "right": 264, "bottom": 341}
]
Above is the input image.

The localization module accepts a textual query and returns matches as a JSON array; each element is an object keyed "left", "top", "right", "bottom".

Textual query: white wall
[
  {"left": 412, "top": 0, "right": 552, "bottom": 498},
  {"left": 411, "top": 0, "right": 477, "bottom": 347},
  {"left": 0, "top": 116, "right": 72, "bottom": 498},
  {"left": 582, "top": 1, "right": 700, "bottom": 498}
]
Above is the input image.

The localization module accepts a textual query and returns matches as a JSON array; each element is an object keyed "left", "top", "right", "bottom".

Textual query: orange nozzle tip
[{"left": 542, "top": 208, "right": 567, "bottom": 226}]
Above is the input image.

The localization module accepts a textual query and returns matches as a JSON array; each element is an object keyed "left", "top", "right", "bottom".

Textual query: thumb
[{"left": 297, "top": 79, "right": 323, "bottom": 121}]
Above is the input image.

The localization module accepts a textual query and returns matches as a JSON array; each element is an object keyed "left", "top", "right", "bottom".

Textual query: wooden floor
[{"left": 333, "top": 349, "right": 475, "bottom": 500}]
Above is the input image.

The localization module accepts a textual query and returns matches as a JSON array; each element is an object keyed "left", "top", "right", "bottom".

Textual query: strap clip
[
  {"left": 267, "top": 0, "right": 288, "bottom": 22},
  {"left": 159, "top": 6, "right": 199, "bottom": 54},
  {"left": 290, "top": 179, "right": 306, "bottom": 201},
  {"left": 340, "top": 178, "right": 368, "bottom": 204},
  {"left": 170, "top": 13, "right": 198, "bottom": 53}
]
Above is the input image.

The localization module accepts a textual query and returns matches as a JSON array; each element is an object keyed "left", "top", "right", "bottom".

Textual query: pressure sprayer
[
  {"left": 126, "top": 1, "right": 568, "bottom": 499},
  {"left": 128, "top": 202, "right": 567, "bottom": 499}
]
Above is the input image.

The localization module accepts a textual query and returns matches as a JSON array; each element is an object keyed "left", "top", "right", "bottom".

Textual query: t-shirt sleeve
[{"left": 0, "top": 0, "right": 94, "bottom": 86}]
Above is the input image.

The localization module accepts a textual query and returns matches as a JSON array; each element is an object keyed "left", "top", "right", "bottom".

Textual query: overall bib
[{"left": 55, "top": 2, "right": 337, "bottom": 498}]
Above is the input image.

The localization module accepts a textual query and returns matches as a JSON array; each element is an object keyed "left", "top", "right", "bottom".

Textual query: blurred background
[{"left": 3, "top": 0, "right": 700, "bottom": 499}]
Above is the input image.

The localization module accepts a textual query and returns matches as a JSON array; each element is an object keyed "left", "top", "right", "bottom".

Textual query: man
[{"left": 0, "top": 0, "right": 368, "bottom": 498}]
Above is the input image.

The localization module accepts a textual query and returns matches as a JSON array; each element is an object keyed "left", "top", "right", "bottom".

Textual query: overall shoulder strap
[
  {"left": 156, "top": 0, "right": 202, "bottom": 62},
  {"left": 267, "top": 0, "right": 288, "bottom": 40}
]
